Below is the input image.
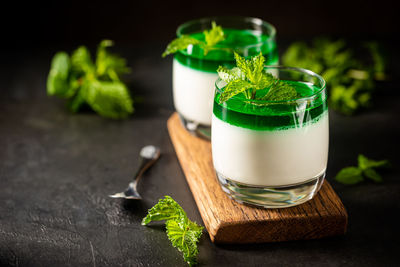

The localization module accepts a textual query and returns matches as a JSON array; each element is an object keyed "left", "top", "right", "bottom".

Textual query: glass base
[
  {"left": 216, "top": 172, "right": 325, "bottom": 208},
  {"left": 178, "top": 113, "right": 211, "bottom": 140}
]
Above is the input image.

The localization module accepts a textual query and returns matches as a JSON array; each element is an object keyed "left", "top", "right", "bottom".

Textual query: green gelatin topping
[
  {"left": 174, "top": 29, "right": 278, "bottom": 73},
  {"left": 213, "top": 80, "right": 328, "bottom": 131}
]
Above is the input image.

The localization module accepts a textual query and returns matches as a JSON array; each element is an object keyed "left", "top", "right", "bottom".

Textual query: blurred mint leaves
[
  {"left": 335, "top": 154, "right": 390, "bottom": 185},
  {"left": 282, "top": 38, "right": 387, "bottom": 115},
  {"left": 47, "top": 40, "right": 133, "bottom": 119}
]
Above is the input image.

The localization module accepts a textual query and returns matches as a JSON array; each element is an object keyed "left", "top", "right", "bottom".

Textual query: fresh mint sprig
[
  {"left": 47, "top": 40, "right": 133, "bottom": 119},
  {"left": 335, "top": 154, "right": 390, "bottom": 184},
  {"left": 282, "top": 38, "right": 388, "bottom": 115},
  {"left": 162, "top": 21, "right": 226, "bottom": 57},
  {"left": 217, "top": 52, "right": 299, "bottom": 103},
  {"left": 142, "top": 196, "right": 203, "bottom": 266}
]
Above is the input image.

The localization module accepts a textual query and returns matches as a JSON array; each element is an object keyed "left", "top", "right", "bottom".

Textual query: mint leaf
[
  {"left": 219, "top": 79, "right": 252, "bottom": 103},
  {"left": 217, "top": 52, "right": 298, "bottom": 102},
  {"left": 335, "top": 154, "right": 390, "bottom": 185},
  {"left": 217, "top": 66, "right": 245, "bottom": 82},
  {"left": 141, "top": 195, "right": 186, "bottom": 225},
  {"left": 166, "top": 219, "right": 202, "bottom": 266},
  {"left": 47, "top": 52, "right": 72, "bottom": 97},
  {"left": 335, "top": 167, "right": 364, "bottom": 185},
  {"left": 204, "top": 21, "right": 225, "bottom": 47},
  {"left": 67, "top": 80, "right": 87, "bottom": 112},
  {"left": 261, "top": 74, "right": 300, "bottom": 101},
  {"left": 47, "top": 40, "right": 134, "bottom": 119},
  {"left": 162, "top": 35, "right": 201, "bottom": 57},
  {"left": 71, "top": 46, "right": 94, "bottom": 74},
  {"left": 85, "top": 80, "right": 133, "bottom": 119},
  {"left": 142, "top": 196, "right": 204, "bottom": 266},
  {"left": 358, "top": 154, "right": 390, "bottom": 170},
  {"left": 96, "top": 40, "right": 130, "bottom": 79},
  {"left": 363, "top": 168, "right": 383, "bottom": 183},
  {"left": 163, "top": 21, "right": 226, "bottom": 57}
]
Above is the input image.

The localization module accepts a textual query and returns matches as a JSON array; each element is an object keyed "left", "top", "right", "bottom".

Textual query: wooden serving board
[{"left": 167, "top": 112, "right": 348, "bottom": 244}]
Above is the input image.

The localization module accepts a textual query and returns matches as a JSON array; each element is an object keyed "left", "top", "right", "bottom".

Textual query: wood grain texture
[{"left": 167, "top": 112, "right": 348, "bottom": 244}]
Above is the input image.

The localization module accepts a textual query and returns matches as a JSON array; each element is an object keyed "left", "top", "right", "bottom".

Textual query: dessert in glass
[
  {"left": 212, "top": 66, "right": 328, "bottom": 208},
  {"left": 171, "top": 17, "right": 278, "bottom": 139}
]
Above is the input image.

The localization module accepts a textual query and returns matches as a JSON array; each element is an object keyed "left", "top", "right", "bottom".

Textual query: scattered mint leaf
[
  {"left": 217, "top": 52, "right": 298, "bottom": 102},
  {"left": 142, "top": 196, "right": 204, "bottom": 266},
  {"left": 47, "top": 40, "right": 134, "bottom": 119},
  {"left": 166, "top": 219, "right": 202, "bottom": 266},
  {"left": 282, "top": 38, "right": 388, "bottom": 115},
  {"left": 335, "top": 154, "right": 390, "bottom": 185},
  {"left": 141, "top": 195, "right": 186, "bottom": 225},
  {"left": 335, "top": 167, "right": 364, "bottom": 185},
  {"left": 162, "top": 21, "right": 226, "bottom": 57},
  {"left": 363, "top": 168, "right": 383, "bottom": 183},
  {"left": 358, "top": 154, "right": 390, "bottom": 170}
]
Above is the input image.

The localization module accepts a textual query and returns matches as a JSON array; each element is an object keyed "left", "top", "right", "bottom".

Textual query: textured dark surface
[{"left": 0, "top": 42, "right": 399, "bottom": 266}]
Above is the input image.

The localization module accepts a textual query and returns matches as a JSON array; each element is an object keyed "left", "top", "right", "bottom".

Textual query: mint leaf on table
[
  {"left": 217, "top": 52, "right": 298, "bottom": 102},
  {"left": 282, "top": 38, "right": 388, "bottom": 115},
  {"left": 335, "top": 167, "right": 364, "bottom": 185},
  {"left": 162, "top": 21, "right": 226, "bottom": 57},
  {"left": 47, "top": 40, "right": 134, "bottom": 119},
  {"left": 358, "top": 154, "right": 390, "bottom": 170},
  {"left": 47, "top": 52, "right": 72, "bottom": 98},
  {"left": 335, "top": 154, "right": 390, "bottom": 185},
  {"left": 142, "top": 196, "right": 203, "bottom": 266}
]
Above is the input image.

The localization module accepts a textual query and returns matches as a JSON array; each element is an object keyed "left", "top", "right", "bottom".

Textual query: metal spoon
[{"left": 109, "top": 145, "right": 161, "bottom": 199}]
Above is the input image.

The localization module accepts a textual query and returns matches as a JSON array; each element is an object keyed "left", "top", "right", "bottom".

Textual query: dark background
[
  {"left": 1, "top": 1, "right": 399, "bottom": 266},
  {"left": 3, "top": 0, "right": 399, "bottom": 49}
]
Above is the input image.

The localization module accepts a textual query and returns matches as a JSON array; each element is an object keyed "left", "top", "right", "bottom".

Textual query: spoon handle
[{"left": 131, "top": 151, "right": 161, "bottom": 190}]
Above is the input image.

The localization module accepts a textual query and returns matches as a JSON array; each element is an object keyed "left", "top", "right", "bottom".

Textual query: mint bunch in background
[
  {"left": 282, "top": 38, "right": 387, "bottom": 115},
  {"left": 47, "top": 40, "right": 134, "bottom": 119},
  {"left": 217, "top": 52, "right": 298, "bottom": 102},
  {"left": 142, "top": 196, "right": 203, "bottom": 266},
  {"left": 335, "top": 154, "right": 390, "bottom": 185}
]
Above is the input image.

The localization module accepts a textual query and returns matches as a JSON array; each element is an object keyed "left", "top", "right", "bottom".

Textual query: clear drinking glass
[
  {"left": 173, "top": 16, "right": 278, "bottom": 139},
  {"left": 212, "top": 66, "right": 328, "bottom": 208}
]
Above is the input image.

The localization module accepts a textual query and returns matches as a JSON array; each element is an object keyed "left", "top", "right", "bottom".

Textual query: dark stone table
[{"left": 0, "top": 42, "right": 399, "bottom": 266}]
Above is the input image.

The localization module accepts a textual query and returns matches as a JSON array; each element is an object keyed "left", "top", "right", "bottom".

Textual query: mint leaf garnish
[
  {"left": 162, "top": 35, "right": 201, "bottom": 57},
  {"left": 335, "top": 154, "right": 390, "bottom": 185},
  {"left": 142, "top": 196, "right": 203, "bottom": 266},
  {"left": 47, "top": 40, "right": 134, "bottom": 119},
  {"left": 162, "top": 21, "right": 226, "bottom": 57},
  {"left": 217, "top": 52, "right": 298, "bottom": 102}
]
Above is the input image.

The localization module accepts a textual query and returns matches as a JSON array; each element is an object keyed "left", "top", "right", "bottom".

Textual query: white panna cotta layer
[
  {"left": 173, "top": 59, "right": 218, "bottom": 126},
  {"left": 211, "top": 113, "right": 329, "bottom": 187}
]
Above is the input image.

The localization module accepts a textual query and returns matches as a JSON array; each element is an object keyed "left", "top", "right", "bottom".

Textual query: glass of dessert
[
  {"left": 212, "top": 53, "right": 328, "bottom": 208},
  {"left": 163, "top": 17, "right": 278, "bottom": 139}
]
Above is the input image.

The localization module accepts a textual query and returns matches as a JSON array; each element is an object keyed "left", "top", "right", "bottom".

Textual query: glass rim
[
  {"left": 215, "top": 65, "right": 327, "bottom": 104},
  {"left": 176, "top": 16, "right": 276, "bottom": 49}
]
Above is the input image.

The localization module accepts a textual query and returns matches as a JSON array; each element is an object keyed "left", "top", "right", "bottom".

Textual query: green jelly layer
[
  {"left": 174, "top": 28, "right": 278, "bottom": 73},
  {"left": 213, "top": 81, "right": 328, "bottom": 131}
]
